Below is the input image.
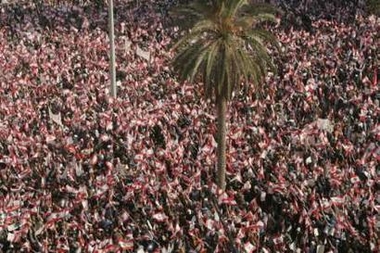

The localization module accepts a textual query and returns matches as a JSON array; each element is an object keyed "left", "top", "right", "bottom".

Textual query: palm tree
[{"left": 171, "top": 0, "right": 279, "bottom": 190}]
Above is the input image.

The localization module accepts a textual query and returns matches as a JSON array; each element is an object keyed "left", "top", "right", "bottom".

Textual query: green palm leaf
[{"left": 171, "top": 0, "right": 278, "bottom": 99}]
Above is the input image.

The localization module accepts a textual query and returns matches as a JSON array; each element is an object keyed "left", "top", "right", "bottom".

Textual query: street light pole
[{"left": 108, "top": 0, "right": 117, "bottom": 98}]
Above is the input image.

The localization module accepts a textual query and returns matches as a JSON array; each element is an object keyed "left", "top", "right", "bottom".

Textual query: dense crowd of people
[{"left": 0, "top": 0, "right": 378, "bottom": 252}]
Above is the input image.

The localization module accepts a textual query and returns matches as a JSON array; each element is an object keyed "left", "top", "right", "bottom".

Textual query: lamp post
[{"left": 108, "top": 0, "right": 116, "bottom": 97}]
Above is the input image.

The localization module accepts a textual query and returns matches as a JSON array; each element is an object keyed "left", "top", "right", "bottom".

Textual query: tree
[
  {"left": 108, "top": 0, "right": 116, "bottom": 97},
  {"left": 171, "top": 0, "right": 279, "bottom": 190}
]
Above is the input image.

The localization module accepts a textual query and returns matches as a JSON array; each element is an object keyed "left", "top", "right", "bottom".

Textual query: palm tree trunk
[{"left": 216, "top": 95, "right": 227, "bottom": 190}]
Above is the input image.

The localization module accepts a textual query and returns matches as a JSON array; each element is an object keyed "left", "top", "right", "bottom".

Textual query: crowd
[
  {"left": 252, "top": 13, "right": 379, "bottom": 251},
  {"left": 0, "top": 0, "right": 378, "bottom": 252}
]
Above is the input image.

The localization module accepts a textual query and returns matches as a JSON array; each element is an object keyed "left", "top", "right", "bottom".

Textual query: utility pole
[{"left": 108, "top": 0, "right": 117, "bottom": 97}]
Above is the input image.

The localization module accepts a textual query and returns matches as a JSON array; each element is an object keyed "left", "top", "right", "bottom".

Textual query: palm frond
[
  {"left": 225, "top": 0, "right": 248, "bottom": 18},
  {"left": 173, "top": 41, "right": 208, "bottom": 81},
  {"left": 246, "top": 28, "right": 279, "bottom": 48},
  {"left": 171, "top": 21, "right": 216, "bottom": 48},
  {"left": 204, "top": 40, "right": 222, "bottom": 97},
  {"left": 187, "top": 42, "right": 215, "bottom": 83},
  {"left": 171, "top": 0, "right": 279, "bottom": 101}
]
